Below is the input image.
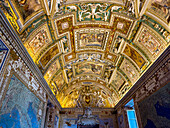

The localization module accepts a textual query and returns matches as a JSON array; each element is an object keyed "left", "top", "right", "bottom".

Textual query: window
[
  {"left": 127, "top": 110, "right": 138, "bottom": 128},
  {"left": 125, "top": 99, "right": 138, "bottom": 128}
]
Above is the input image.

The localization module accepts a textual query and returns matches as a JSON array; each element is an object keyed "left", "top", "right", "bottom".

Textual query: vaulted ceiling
[{"left": 0, "top": 0, "right": 169, "bottom": 108}]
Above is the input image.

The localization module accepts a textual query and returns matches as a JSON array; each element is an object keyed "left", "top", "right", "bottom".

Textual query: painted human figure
[
  {"left": 126, "top": 0, "right": 135, "bottom": 14},
  {"left": 152, "top": 0, "right": 170, "bottom": 22}
]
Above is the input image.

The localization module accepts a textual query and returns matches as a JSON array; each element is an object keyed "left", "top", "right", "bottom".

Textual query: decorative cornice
[
  {"left": 61, "top": 107, "right": 116, "bottom": 112},
  {"left": 115, "top": 45, "right": 170, "bottom": 108},
  {"left": 0, "top": 10, "right": 62, "bottom": 109}
]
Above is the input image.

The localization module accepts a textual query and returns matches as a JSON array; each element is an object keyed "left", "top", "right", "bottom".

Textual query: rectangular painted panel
[
  {"left": 0, "top": 75, "right": 43, "bottom": 128},
  {"left": 138, "top": 83, "right": 170, "bottom": 128},
  {"left": 118, "top": 114, "right": 124, "bottom": 128}
]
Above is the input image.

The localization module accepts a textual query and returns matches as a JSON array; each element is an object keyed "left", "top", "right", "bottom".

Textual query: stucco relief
[
  {"left": 5, "top": 57, "right": 46, "bottom": 101},
  {"left": 135, "top": 55, "right": 170, "bottom": 102}
]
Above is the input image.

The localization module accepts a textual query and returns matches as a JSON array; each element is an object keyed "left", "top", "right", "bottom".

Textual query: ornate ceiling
[{"left": 0, "top": 0, "right": 169, "bottom": 108}]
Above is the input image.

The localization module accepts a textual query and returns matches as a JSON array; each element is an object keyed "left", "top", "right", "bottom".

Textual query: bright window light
[
  {"left": 127, "top": 110, "right": 138, "bottom": 128},
  {"left": 125, "top": 99, "right": 139, "bottom": 128}
]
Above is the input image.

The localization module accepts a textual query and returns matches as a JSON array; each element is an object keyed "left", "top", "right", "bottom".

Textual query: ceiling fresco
[{"left": 0, "top": 0, "right": 169, "bottom": 108}]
